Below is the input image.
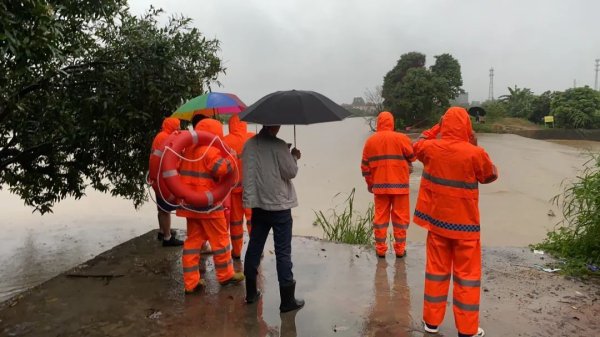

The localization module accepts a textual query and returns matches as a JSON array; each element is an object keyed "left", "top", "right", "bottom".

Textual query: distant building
[
  {"left": 352, "top": 97, "right": 366, "bottom": 106},
  {"left": 471, "top": 100, "right": 481, "bottom": 107},
  {"left": 451, "top": 92, "right": 469, "bottom": 107},
  {"left": 342, "top": 97, "right": 377, "bottom": 116}
]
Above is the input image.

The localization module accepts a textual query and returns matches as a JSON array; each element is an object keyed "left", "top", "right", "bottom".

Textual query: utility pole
[
  {"left": 595, "top": 59, "right": 599, "bottom": 91},
  {"left": 488, "top": 67, "right": 494, "bottom": 101}
]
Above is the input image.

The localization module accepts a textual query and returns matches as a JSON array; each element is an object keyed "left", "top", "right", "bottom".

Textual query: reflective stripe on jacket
[
  {"left": 361, "top": 111, "right": 415, "bottom": 194},
  {"left": 412, "top": 107, "right": 498, "bottom": 240},
  {"left": 148, "top": 117, "right": 180, "bottom": 185},
  {"left": 176, "top": 119, "right": 233, "bottom": 219}
]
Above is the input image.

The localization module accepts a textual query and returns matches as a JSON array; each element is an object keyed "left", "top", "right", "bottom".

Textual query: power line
[{"left": 488, "top": 67, "right": 494, "bottom": 101}]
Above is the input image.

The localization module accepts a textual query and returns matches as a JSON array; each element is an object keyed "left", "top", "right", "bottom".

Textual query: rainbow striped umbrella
[{"left": 171, "top": 92, "right": 247, "bottom": 120}]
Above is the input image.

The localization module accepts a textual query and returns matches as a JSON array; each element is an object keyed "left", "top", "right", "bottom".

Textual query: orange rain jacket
[
  {"left": 176, "top": 119, "right": 234, "bottom": 219},
  {"left": 361, "top": 111, "right": 415, "bottom": 194},
  {"left": 149, "top": 117, "right": 180, "bottom": 171},
  {"left": 149, "top": 117, "right": 180, "bottom": 187},
  {"left": 224, "top": 116, "right": 254, "bottom": 193},
  {"left": 413, "top": 107, "right": 498, "bottom": 240},
  {"left": 151, "top": 117, "right": 180, "bottom": 151}
]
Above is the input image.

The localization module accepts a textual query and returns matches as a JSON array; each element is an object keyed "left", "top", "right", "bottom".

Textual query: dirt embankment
[
  {"left": 1, "top": 231, "right": 598, "bottom": 337},
  {"left": 479, "top": 117, "right": 600, "bottom": 141}
]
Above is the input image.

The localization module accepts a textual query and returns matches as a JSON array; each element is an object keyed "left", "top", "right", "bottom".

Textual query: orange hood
[
  {"left": 376, "top": 111, "right": 394, "bottom": 132},
  {"left": 162, "top": 117, "right": 180, "bottom": 134},
  {"left": 195, "top": 118, "right": 224, "bottom": 139},
  {"left": 228, "top": 115, "right": 248, "bottom": 136},
  {"left": 440, "top": 107, "right": 472, "bottom": 142}
]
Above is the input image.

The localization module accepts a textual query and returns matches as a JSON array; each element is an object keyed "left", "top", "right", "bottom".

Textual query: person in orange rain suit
[
  {"left": 362, "top": 111, "right": 416, "bottom": 258},
  {"left": 150, "top": 117, "right": 183, "bottom": 246},
  {"left": 223, "top": 115, "right": 255, "bottom": 258},
  {"left": 176, "top": 118, "right": 245, "bottom": 294},
  {"left": 413, "top": 107, "right": 498, "bottom": 337}
]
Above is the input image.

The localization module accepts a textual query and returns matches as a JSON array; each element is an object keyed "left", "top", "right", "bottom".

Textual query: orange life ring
[{"left": 160, "top": 130, "right": 236, "bottom": 208}]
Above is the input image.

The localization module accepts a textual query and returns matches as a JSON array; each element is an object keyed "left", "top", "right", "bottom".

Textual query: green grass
[
  {"left": 532, "top": 154, "right": 600, "bottom": 277},
  {"left": 314, "top": 188, "right": 374, "bottom": 245},
  {"left": 472, "top": 122, "right": 496, "bottom": 133}
]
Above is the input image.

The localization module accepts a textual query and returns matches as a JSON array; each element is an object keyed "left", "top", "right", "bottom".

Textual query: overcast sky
[{"left": 129, "top": 0, "right": 600, "bottom": 105}]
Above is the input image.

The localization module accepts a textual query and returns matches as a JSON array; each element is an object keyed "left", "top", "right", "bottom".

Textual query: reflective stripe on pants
[
  {"left": 373, "top": 194, "right": 410, "bottom": 256},
  {"left": 229, "top": 192, "right": 245, "bottom": 257},
  {"left": 423, "top": 231, "right": 481, "bottom": 336},
  {"left": 183, "top": 217, "right": 234, "bottom": 291}
]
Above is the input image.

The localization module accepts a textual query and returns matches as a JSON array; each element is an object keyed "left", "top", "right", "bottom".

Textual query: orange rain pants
[
  {"left": 224, "top": 115, "right": 254, "bottom": 257},
  {"left": 423, "top": 231, "right": 481, "bottom": 336},
  {"left": 229, "top": 192, "right": 252, "bottom": 257},
  {"left": 362, "top": 111, "right": 415, "bottom": 257},
  {"left": 373, "top": 194, "right": 409, "bottom": 256},
  {"left": 182, "top": 217, "right": 234, "bottom": 291}
]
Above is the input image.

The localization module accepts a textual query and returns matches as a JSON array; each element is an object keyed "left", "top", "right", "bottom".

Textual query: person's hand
[
  {"left": 469, "top": 131, "right": 478, "bottom": 146},
  {"left": 291, "top": 147, "right": 301, "bottom": 160}
]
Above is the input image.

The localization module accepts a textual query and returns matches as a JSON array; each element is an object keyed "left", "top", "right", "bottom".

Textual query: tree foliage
[
  {"left": 551, "top": 87, "right": 600, "bottom": 129},
  {"left": 0, "top": 3, "right": 225, "bottom": 213},
  {"left": 481, "top": 100, "right": 507, "bottom": 120},
  {"left": 364, "top": 85, "right": 384, "bottom": 114},
  {"left": 529, "top": 91, "right": 553, "bottom": 124},
  {"left": 498, "top": 86, "right": 536, "bottom": 119},
  {"left": 430, "top": 53, "right": 463, "bottom": 99},
  {"left": 382, "top": 52, "right": 463, "bottom": 128}
]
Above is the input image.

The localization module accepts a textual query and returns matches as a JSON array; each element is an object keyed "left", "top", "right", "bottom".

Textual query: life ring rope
[{"left": 148, "top": 131, "right": 240, "bottom": 214}]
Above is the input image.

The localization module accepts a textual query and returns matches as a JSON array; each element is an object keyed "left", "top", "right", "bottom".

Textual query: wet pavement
[
  {"left": 1, "top": 118, "right": 599, "bottom": 305},
  {"left": 0, "top": 231, "right": 598, "bottom": 337}
]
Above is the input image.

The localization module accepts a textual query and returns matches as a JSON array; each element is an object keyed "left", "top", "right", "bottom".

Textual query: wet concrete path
[{"left": 1, "top": 231, "right": 598, "bottom": 337}]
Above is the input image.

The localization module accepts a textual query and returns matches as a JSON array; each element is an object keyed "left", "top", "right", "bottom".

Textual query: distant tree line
[
  {"left": 484, "top": 86, "right": 600, "bottom": 129},
  {"left": 376, "top": 51, "right": 600, "bottom": 130}
]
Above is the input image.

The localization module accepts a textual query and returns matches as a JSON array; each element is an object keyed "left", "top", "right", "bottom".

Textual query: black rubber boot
[
  {"left": 279, "top": 280, "right": 305, "bottom": 313},
  {"left": 245, "top": 278, "right": 261, "bottom": 303},
  {"left": 162, "top": 236, "right": 184, "bottom": 247}
]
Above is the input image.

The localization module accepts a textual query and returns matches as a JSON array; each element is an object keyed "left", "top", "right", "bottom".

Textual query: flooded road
[{"left": 0, "top": 117, "right": 597, "bottom": 303}]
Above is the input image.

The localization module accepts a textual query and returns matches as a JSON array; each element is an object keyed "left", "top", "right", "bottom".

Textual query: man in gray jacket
[{"left": 242, "top": 125, "right": 305, "bottom": 313}]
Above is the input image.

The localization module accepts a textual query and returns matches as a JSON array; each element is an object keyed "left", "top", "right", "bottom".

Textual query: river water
[{"left": 0, "top": 117, "right": 597, "bottom": 303}]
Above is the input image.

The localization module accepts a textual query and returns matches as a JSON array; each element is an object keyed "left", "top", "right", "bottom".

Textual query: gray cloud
[{"left": 130, "top": 0, "right": 600, "bottom": 105}]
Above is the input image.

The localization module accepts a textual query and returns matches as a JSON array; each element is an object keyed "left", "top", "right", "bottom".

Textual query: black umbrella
[
  {"left": 468, "top": 106, "right": 487, "bottom": 117},
  {"left": 239, "top": 90, "right": 352, "bottom": 145}
]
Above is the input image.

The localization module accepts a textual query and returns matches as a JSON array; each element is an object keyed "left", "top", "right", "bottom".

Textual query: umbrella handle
[{"left": 293, "top": 125, "right": 296, "bottom": 148}]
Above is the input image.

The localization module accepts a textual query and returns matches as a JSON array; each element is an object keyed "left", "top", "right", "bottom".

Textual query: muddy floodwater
[{"left": 0, "top": 117, "right": 598, "bottom": 303}]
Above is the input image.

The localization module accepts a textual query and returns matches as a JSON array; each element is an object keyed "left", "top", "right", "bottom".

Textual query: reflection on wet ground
[
  {"left": 0, "top": 232, "right": 419, "bottom": 336},
  {"left": 2, "top": 232, "right": 598, "bottom": 336},
  {"left": 363, "top": 259, "right": 412, "bottom": 337},
  {"left": 1, "top": 118, "right": 599, "bottom": 303}
]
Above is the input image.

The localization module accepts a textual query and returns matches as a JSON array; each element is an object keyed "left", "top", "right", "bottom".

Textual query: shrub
[
  {"left": 314, "top": 188, "right": 374, "bottom": 245},
  {"left": 533, "top": 154, "right": 600, "bottom": 276}
]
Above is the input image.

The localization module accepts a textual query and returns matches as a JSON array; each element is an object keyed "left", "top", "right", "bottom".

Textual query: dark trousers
[{"left": 244, "top": 208, "right": 294, "bottom": 286}]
